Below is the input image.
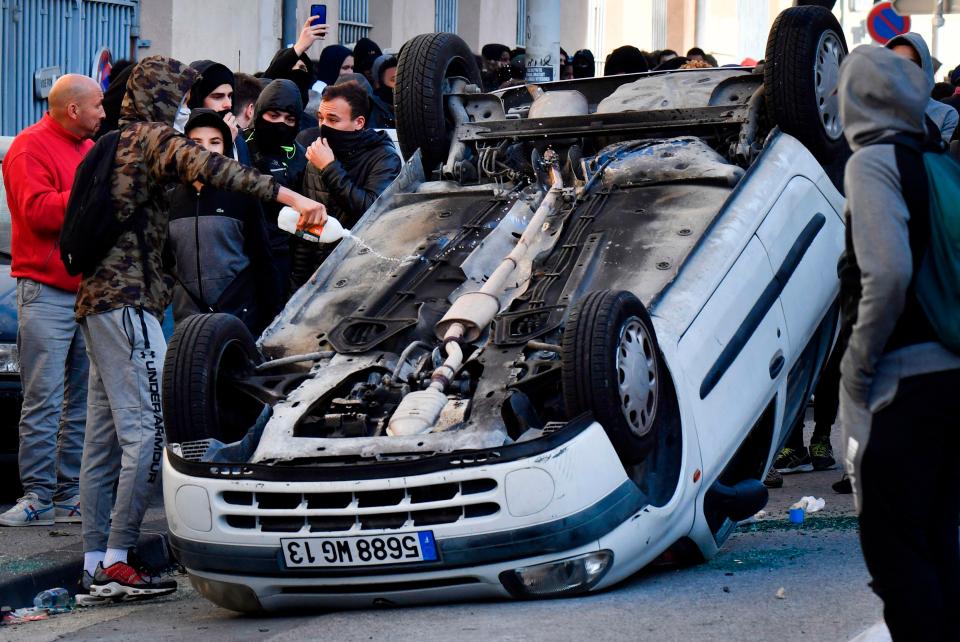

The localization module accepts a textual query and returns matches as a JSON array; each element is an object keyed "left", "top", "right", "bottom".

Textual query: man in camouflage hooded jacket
[{"left": 75, "top": 55, "right": 325, "bottom": 601}]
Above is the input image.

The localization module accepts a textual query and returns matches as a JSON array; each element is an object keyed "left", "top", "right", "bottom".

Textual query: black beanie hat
[
  {"left": 188, "top": 61, "right": 235, "bottom": 108},
  {"left": 184, "top": 108, "right": 234, "bottom": 158}
]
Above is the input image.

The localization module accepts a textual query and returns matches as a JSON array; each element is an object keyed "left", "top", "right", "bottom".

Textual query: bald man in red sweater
[{"left": 0, "top": 74, "right": 104, "bottom": 526}]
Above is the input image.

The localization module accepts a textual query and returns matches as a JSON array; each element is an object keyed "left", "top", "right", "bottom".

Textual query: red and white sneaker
[{"left": 89, "top": 561, "right": 177, "bottom": 600}]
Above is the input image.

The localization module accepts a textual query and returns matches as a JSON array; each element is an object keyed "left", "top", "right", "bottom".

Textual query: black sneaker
[
  {"left": 810, "top": 440, "right": 836, "bottom": 471},
  {"left": 90, "top": 561, "right": 177, "bottom": 600},
  {"left": 763, "top": 468, "right": 783, "bottom": 489},
  {"left": 774, "top": 446, "right": 813, "bottom": 474},
  {"left": 833, "top": 473, "right": 852, "bottom": 494}
]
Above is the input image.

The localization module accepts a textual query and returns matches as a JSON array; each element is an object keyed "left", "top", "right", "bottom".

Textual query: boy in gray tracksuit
[{"left": 838, "top": 45, "right": 960, "bottom": 639}]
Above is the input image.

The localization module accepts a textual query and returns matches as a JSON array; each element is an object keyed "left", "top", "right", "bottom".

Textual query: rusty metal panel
[{"left": 0, "top": 0, "right": 138, "bottom": 136}]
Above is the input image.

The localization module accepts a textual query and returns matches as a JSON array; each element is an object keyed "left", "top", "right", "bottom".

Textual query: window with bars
[
  {"left": 516, "top": 0, "right": 527, "bottom": 47},
  {"left": 435, "top": 0, "right": 458, "bottom": 33},
  {"left": 339, "top": 0, "right": 372, "bottom": 45}
]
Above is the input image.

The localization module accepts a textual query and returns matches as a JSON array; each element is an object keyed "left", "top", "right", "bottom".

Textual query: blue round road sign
[{"left": 867, "top": 2, "right": 911, "bottom": 45}]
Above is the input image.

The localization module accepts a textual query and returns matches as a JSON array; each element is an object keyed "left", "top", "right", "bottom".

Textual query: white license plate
[{"left": 281, "top": 531, "right": 438, "bottom": 568}]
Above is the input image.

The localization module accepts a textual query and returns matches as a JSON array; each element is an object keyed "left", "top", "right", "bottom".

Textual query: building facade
[{"left": 4, "top": 1, "right": 960, "bottom": 136}]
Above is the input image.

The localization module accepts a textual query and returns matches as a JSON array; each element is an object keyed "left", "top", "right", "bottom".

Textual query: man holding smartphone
[{"left": 263, "top": 12, "right": 328, "bottom": 127}]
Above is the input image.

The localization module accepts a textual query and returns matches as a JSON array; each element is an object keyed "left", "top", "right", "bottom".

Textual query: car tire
[
  {"left": 561, "top": 290, "right": 663, "bottom": 464},
  {"left": 395, "top": 32, "right": 481, "bottom": 172},
  {"left": 764, "top": 5, "right": 847, "bottom": 163},
  {"left": 162, "top": 313, "right": 264, "bottom": 446}
]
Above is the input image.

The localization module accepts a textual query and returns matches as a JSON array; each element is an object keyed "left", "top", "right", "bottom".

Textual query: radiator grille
[{"left": 219, "top": 478, "right": 499, "bottom": 534}]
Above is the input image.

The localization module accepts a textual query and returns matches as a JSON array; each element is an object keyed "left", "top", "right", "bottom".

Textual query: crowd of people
[
  {"left": 0, "top": 15, "right": 402, "bottom": 602},
  {"left": 478, "top": 43, "right": 721, "bottom": 90},
  {"left": 0, "top": 14, "right": 958, "bottom": 636}
]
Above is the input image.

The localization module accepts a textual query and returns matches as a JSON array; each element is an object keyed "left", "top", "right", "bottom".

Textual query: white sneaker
[
  {"left": 0, "top": 492, "right": 55, "bottom": 526},
  {"left": 54, "top": 496, "right": 82, "bottom": 523}
]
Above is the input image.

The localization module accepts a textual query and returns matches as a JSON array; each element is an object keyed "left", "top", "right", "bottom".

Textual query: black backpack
[{"left": 60, "top": 130, "right": 138, "bottom": 276}]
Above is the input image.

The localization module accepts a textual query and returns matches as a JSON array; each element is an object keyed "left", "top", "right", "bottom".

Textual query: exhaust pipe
[{"left": 389, "top": 153, "right": 564, "bottom": 437}]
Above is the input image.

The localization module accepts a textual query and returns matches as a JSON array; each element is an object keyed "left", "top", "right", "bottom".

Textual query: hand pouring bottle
[{"left": 278, "top": 206, "right": 349, "bottom": 243}]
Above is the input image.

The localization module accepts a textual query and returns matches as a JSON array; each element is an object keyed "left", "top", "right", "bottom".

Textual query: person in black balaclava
[
  {"left": 351, "top": 37, "right": 383, "bottom": 86},
  {"left": 315, "top": 44, "right": 353, "bottom": 88},
  {"left": 244, "top": 79, "right": 308, "bottom": 296},
  {"left": 264, "top": 15, "right": 328, "bottom": 130},
  {"left": 291, "top": 80, "right": 401, "bottom": 289},
  {"left": 186, "top": 59, "right": 252, "bottom": 165},
  {"left": 572, "top": 49, "right": 595, "bottom": 79}
]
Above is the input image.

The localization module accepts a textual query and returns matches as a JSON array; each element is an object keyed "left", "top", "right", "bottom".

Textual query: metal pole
[
  {"left": 524, "top": 0, "right": 561, "bottom": 84},
  {"left": 932, "top": 0, "right": 944, "bottom": 63},
  {"left": 282, "top": 0, "right": 298, "bottom": 48},
  {"left": 695, "top": 0, "right": 707, "bottom": 47}
]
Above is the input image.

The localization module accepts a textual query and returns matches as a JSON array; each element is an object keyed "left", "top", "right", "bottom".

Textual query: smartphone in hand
[{"left": 310, "top": 4, "right": 326, "bottom": 24}]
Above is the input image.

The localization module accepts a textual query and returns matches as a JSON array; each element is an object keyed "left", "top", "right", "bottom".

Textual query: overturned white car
[{"left": 162, "top": 6, "right": 847, "bottom": 612}]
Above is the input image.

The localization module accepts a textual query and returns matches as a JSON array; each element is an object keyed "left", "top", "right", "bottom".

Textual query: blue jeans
[{"left": 16, "top": 278, "right": 88, "bottom": 503}]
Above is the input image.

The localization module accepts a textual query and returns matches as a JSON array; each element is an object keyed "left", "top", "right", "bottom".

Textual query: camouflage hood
[{"left": 119, "top": 55, "right": 199, "bottom": 128}]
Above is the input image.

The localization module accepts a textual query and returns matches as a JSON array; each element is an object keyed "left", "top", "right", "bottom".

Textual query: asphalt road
[{"left": 0, "top": 422, "right": 884, "bottom": 642}]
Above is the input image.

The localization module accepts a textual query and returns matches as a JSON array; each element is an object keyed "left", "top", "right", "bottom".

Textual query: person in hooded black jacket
[
  {"left": 244, "top": 79, "right": 309, "bottom": 295},
  {"left": 352, "top": 37, "right": 383, "bottom": 87},
  {"left": 264, "top": 15, "right": 327, "bottom": 131},
  {"left": 291, "top": 81, "right": 401, "bottom": 289},
  {"left": 168, "top": 109, "right": 282, "bottom": 334}
]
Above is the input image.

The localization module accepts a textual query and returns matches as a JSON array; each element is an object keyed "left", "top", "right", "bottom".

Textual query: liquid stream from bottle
[{"left": 344, "top": 231, "right": 420, "bottom": 265}]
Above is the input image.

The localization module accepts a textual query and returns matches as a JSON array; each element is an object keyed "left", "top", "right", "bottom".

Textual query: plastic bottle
[
  {"left": 277, "top": 206, "right": 349, "bottom": 243},
  {"left": 33, "top": 587, "right": 71, "bottom": 610}
]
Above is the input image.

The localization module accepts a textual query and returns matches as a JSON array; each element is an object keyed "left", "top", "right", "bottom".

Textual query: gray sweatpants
[
  {"left": 16, "top": 278, "right": 88, "bottom": 503},
  {"left": 79, "top": 307, "right": 166, "bottom": 552}
]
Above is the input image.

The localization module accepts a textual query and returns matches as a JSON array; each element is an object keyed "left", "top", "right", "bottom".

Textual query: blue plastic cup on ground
[{"left": 789, "top": 507, "right": 805, "bottom": 523}]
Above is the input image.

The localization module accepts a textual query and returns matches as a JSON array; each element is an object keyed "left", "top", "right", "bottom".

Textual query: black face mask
[
  {"left": 256, "top": 117, "right": 298, "bottom": 151},
  {"left": 216, "top": 108, "right": 232, "bottom": 119},
  {"left": 320, "top": 124, "right": 365, "bottom": 155}
]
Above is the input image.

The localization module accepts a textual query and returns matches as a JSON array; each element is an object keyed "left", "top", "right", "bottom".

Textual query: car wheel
[
  {"left": 395, "top": 32, "right": 481, "bottom": 172},
  {"left": 764, "top": 5, "right": 847, "bottom": 163},
  {"left": 162, "top": 313, "right": 265, "bottom": 447},
  {"left": 561, "top": 290, "right": 662, "bottom": 464}
]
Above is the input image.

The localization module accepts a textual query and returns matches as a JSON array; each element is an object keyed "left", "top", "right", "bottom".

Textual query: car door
[
  {"left": 676, "top": 235, "right": 790, "bottom": 478},
  {"left": 754, "top": 176, "right": 844, "bottom": 435},
  {"left": 755, "top": 176, "right": 843, "bottom": 356}
]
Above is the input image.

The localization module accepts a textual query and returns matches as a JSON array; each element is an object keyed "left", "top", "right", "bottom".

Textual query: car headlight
[
  {"left": 499, "top": 550, "right": 614, "bottom": 598},
  {"left": 0, "top": 343, "right": 18, "bottom": 374}
]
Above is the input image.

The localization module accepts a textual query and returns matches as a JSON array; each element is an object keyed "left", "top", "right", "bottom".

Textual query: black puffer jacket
[{"left": 292, "top": 129, "right": 401, "bottom": 288}]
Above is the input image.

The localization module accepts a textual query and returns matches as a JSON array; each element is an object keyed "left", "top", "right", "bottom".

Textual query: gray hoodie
[
  {"left": 838, "top": 45, "right": 960, "bottom": 410},
  {"left": 886, "top": 32, "right": 958, "bottom": 142}
]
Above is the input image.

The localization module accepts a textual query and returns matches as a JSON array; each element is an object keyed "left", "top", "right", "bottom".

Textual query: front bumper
[{"left": 163, "top": 421, "right": 654, "bottom": 609}]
